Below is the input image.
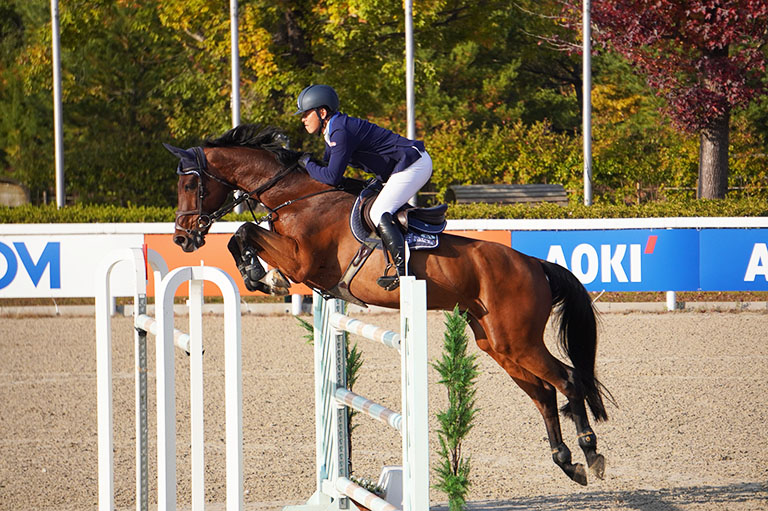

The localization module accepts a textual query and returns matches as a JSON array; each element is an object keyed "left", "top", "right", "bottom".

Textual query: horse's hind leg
[
  {"left": 482, "top": 319, "right": 608, "bottom": 481},
  {"left": 498, "top": 358, "right": 588, "bottom": 485},
  {"left": 515, "top": 350, "right": 607, "bottom": 481},
  {"left": 470, "top": 320, "right": 588, "bottom": 485},
  {"left": 521, "top": 354, "right": 606, "bottom": 480},
  {"left": 564, "top": 395, "right": 605, "bottom": 479}
]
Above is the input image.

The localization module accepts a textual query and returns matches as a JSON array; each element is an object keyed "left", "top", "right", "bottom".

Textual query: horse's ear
[{"left": 163, "top": 143, "right": 191, "bottom": 160}]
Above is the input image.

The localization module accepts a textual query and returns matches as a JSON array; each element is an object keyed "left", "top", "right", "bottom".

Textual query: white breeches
[{"left": 369, "top": 150, "right": 433, "bottom": 227}]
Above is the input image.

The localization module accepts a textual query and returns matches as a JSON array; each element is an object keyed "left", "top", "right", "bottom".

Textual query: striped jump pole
[
  {"left": 285, "top": 276, "right": 428, "bottom": 511},
  {"left": 134, "top": 313, "right": 191, "bottom": 354}
]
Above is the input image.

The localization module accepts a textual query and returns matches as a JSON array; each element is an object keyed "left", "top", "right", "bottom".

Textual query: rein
[{"left": 176, "top": 147, "right": 340, "bottom": 237}]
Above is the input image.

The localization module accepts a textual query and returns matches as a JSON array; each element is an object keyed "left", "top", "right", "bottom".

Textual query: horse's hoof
[
  {"left": 265, "top": 269, "right": 291, "bottom": 289},
  {"left": 570, "top": 464, "right": 588, "bottom": 486},
  {"left": 588, "top": 454, "right": 605, "bottom": 480},
  {"left": 270, "top": 286, "right": 290, "bottom": 296}
]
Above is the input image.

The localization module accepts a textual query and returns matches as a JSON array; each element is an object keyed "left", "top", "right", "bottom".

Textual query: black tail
[{"left": 540, "top": 260, "right": 612, "bottom": 421}]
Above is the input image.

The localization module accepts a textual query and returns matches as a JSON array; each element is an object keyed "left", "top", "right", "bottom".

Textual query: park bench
[{"left": 446, "top": 183, "right": 569, "bottom": 206}]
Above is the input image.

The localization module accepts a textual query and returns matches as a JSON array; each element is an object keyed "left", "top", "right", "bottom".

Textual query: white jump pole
[
  {"left": 155, "top": 266, "right": 243, "bottom": 511},
  {"left": 96, "top": 247, "right": 168, "bottom": 511},
  {"left": 399, "top": 277, "right": 429, "bottom": 511}
]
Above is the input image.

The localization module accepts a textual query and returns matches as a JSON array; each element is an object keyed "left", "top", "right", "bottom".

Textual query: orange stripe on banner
[
  {"left": 146, "top": 229, "right": 505, "bottom": 297},
  {"left": 446, "top": 229, "right": 511, "bottom": 245},
  {"left": 144, "top": 233, "right": 312, "bottom": 297}
]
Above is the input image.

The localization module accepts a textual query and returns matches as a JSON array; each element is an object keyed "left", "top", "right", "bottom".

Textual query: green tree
[
  {"left": 561, "top": 0, "right": 768, "bottom": 199},
  {"left": 2, "top": 0, "right": 766, "bottom": 206},
  {"left": 0, "top": 1, "right": 55, "bottom": 201}
]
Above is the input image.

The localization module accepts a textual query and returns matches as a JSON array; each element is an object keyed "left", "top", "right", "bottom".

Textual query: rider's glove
[{"left": 298, "top": 154, "right": 311, "bottom": 169}]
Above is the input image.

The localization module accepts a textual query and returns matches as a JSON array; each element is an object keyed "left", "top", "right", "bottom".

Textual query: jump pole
[
  {"left": 97, "top": 251, "right": 243, "bottom": 511},
  {"left": 286, "top": 276, "right": 429, "bottom": 511},
  {"left": 96, "top": 247, "right": 168, "bottom": 511}
]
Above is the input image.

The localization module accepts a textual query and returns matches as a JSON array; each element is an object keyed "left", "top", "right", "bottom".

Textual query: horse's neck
[
  {"left": 217, "top": 147, "right": 353, "bottom": 228},
  {"left": 236, "top": 162, "right": 351, "bottom": 223}
]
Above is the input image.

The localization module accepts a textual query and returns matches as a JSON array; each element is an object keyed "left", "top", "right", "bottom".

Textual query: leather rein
[{"left": 175, "top": 146, "right": 338, "bottom": 238}]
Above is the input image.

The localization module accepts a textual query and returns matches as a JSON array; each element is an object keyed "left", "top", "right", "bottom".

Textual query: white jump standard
[
  {"left": 96, "top": 248, "right": 243, "bottom": 511},
  {"left": 286, "top": 276, "right": 429, "bottom": 511},
  {"left": 96, "top": 247, "right": 168, "bottom": 511}
]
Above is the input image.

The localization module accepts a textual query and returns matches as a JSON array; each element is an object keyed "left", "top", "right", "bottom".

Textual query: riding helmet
[{"left": 294, "top": 85, "right": 339, "bottom": 115}]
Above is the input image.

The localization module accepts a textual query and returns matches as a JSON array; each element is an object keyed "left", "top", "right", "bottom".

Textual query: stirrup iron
[{"left": 376, "top": 262, "right": 400, "bottom": 291}]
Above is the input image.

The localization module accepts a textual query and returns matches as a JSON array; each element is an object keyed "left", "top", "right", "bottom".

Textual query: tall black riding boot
[{"left": 376, "top": 212, "right": 407, "bottom": 291}]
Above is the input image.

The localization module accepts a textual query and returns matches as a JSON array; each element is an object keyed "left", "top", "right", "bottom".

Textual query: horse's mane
[{"left": 204, "top": 124, "right": 302, "bottom": 167}]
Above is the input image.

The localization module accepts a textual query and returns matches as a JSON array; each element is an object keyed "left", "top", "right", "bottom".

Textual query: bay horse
[{"left": 165, "top": 124, "right": 612, "bottom": 485}]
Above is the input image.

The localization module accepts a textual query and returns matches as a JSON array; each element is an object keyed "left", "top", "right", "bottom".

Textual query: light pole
[
  {"left": 405, "top": 0, "right": 415, "bottom": 141},
  {"left": 583, "top": 0, "right": 593, "bottom": 206},
  {"left": 230, "top": 0, "right": 245, "bottom": 214},
  {"left": 51, "top": 0, "right": 65, "bottom": 207}
]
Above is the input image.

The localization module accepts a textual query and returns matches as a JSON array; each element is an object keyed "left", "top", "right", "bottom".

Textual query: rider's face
[{"left": 301, "top": 108, "right": 327, "bottom": 135}]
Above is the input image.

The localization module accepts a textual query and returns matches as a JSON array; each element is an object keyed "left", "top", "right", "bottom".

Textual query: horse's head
[
  {"left": 164, "top": 143, "right": 234, "bottom": 252},
  {"left": 165, "top": 125, "right": 316, "bottom": 252}
]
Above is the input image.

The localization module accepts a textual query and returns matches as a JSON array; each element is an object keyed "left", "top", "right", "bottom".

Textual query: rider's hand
[{"left": 298, "top": 154, "right": 311, "bottom": 168}]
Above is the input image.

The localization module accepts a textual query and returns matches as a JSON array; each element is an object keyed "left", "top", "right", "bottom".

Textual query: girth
[{"left": 325, "top": 183, "right": 447, "bottom": 306}]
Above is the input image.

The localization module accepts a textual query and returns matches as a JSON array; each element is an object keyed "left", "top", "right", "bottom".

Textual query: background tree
[
  {"left": 561, "top": 0, "right": 768, "bottom": 198},
  {"left": 1, "top": 0, "right": 767, "bottom": 205},
  {"left": 0, "top": 1, "right": 55, "bottom": 202}
]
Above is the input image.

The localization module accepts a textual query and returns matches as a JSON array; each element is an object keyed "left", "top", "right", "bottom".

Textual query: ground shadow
[{"left": 431, "top": 482, "right": 768, "bottom": 511}]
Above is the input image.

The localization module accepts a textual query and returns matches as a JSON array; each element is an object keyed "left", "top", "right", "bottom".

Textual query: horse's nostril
[{"left": 173, "top": 235, "right": 186, "bottom": 247}]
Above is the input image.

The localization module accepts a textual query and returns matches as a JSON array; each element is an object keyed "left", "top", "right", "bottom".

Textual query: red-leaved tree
[{"left": 562, "top": 0, "right": 768, "bottom": 198}]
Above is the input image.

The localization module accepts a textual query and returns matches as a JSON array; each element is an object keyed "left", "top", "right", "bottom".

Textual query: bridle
[
  {"left": 174, "top": 146, "right": 238, "bottom": 241},
  {"left": 175, "top": 146, "right": 340, "bottom": 241}
]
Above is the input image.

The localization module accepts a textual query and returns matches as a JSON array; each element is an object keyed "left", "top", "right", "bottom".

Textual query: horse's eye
[{"left": 184, "top": 182, "right": 196, "bottom": 192}]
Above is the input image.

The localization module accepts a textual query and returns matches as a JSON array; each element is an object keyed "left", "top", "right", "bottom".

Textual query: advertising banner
[
  {"left": 0, "top": 234, "right": 144, "bottom": 297},
  {"left": 512, "top": 229, "right": 699, "bottom": 291},
  {"left": 699, "top": 229, "right": 768, "bottom": 291},
  {"left": 512, "top": 228, "right": 768, "bottom": 291},
  {"left": 2, "top": 222, "right": 766, "bottom": 298}
]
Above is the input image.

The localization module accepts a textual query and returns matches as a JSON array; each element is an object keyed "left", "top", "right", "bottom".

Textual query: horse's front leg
[
  {"left": 228, "top": 223, "right": 307, "bottom": 295},
  {"left": 227, "top": 231, "right": 273, "bottom": 294}
]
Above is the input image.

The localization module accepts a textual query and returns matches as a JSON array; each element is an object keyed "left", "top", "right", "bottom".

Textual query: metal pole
[
  {"left": 405, "top": 0, "right": 415, "bottom": 140},
  {"left": 51, "top": 0, "right": 65, "bottom": 208},
  {"left": 230, "top": 0, "right": 241, "bottom": 128},
  {"left": 583, "top": 0, "right": 593, "bottom": 206},
  {"left": 231, "top": 0, "right": 245, "bottom": 214},
  {"left": 405, "top": 0, "right": 418, "bottom": 206},
  {"left": 135, "top": 294, "right": 149, "bottom": 511}
]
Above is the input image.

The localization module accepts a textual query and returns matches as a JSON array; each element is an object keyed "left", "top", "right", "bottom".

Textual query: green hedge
[
  {"left": 0, "top": 198, "right": 766, "bottom": 224},
  {"left": 447, "top": 196, "right": 768, "bottom": 219},
  {"left": 0, "top": 204, "right": 260, "bottom": 224}
]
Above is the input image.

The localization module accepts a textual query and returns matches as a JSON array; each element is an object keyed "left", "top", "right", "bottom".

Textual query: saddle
[
  {"left": 328, "top": 180, "right": 447, "bottom": 306},
  {"left": 349, "top": 180, "right": 447, "bottom": 247}
]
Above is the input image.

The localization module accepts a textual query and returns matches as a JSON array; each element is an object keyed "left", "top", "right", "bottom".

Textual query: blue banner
[
  {"left": 510, "top": 228, "right": 768, "bottom": 292},
  {"left": 700, "top": 229, "right": 768, "bottom": 291}
]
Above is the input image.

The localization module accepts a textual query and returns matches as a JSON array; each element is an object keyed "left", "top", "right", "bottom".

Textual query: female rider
[{"left": 294, "top": 84, "right": 432, "bottom": 291}]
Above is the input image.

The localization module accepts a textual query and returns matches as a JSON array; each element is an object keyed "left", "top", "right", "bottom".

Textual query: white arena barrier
[
  {"left": 96, "top": 248, "right": 243, "bottom": 511},
  {"left": 285, "top": 276, "right": 429, "bottom": 511}
]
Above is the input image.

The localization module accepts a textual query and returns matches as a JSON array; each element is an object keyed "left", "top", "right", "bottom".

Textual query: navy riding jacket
[{"left": 304, "top": 113, "right": 426, "bottom": 186}]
